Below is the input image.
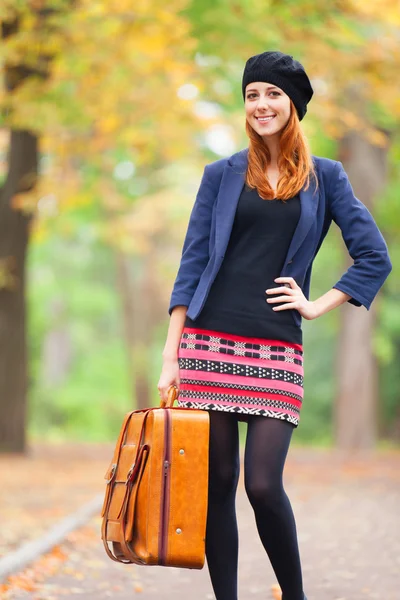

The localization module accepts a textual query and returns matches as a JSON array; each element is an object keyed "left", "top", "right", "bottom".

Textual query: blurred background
[
  {"left": 0, "top": 0, "right": 399, "bottom": 454},
  {"left": 1, "top": 1, "right": 400, "bottom": 598},
  {"left": 0, "top": 0, "right": 400, "bottom": 452}
]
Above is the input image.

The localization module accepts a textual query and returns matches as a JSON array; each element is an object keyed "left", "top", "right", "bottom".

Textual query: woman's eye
[{"left": 247, "top": 92, "right": 280, "bottom": 99}]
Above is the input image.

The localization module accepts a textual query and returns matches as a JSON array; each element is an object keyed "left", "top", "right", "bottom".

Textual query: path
[{"left": 1, "top": 448, "right": 399, "bottom": 599}]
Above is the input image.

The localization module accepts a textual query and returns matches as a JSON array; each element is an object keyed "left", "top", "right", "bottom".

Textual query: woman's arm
[
  {"left": 158, "top": 306, "right": 187, "bottom": 401},
  {"left": 162, "top": 306, "right": 187, "bottom": 361},
  {"left": 266, "top": 277, "right": 352, "bottom": 320},
  {"left": 168, "top": 163, "right": 222, "bottom": 316},
  {"left": 312, "top": 288, "right": 352, "bottom": 318},
  {"left": 327, "top": 161, "right": 392, "bottom": 310}
]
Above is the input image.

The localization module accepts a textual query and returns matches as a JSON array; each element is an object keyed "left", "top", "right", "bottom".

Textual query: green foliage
[
  {"left": 27, "top": 231, "right": 132, "bottom": 442},
  {"left": 29, "top": 340, "right": 130, "bottom": 442},
  {"left": 3, "top": 1, "right": 399, "bottom": 446}
]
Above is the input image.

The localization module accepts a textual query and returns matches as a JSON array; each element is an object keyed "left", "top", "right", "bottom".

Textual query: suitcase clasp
[
  {"left": 105, "top": 463, "right": 117, "bottom": 484},
  {"left": 126, "top": 463, "right": 136, "bottom": 484}
]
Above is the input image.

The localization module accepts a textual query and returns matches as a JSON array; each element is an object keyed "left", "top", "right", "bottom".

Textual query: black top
[{"left": 185, "top": 184, "right": 303, "bottom": 344}]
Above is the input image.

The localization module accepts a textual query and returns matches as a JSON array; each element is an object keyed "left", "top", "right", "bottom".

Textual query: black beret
[{"left": 242, "top": 50, "right": 314, "bottom": 121}]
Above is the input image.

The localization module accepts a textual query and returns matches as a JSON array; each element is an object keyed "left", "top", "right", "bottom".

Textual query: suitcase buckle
[
  {"left": 106, "top": 463, "right": 117, "bottom": 484},
  {"left": 126, "top": 463, "right": 136, "bottom": 484}
]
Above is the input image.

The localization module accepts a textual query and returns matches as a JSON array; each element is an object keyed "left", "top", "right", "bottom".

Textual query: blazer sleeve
[
  {"left": 168, "top": 164, "right": 219, "bottom": 316},
  {"left": 328, "top": 161, "right": 392, "bottom": 310}
]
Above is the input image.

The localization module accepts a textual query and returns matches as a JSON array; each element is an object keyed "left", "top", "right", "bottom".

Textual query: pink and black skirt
[{"left": 177, "top": 327, "right": 304, "bottom": 427}]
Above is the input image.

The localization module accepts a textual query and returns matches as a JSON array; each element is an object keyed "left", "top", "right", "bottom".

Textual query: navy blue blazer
[{"left": 168, "top": 147, "right": 392, "bottom": 329}]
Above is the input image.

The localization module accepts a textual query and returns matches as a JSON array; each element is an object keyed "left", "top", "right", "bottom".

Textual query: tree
[
  {"left": 0, "top": 12, "right": 42, "bottom": 452},
  {"left": 0, "top": 0, "right": 201, "bottom": 452}
]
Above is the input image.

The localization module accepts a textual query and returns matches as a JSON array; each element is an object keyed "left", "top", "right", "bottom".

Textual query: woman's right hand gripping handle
[{"left": 158, "top": 306, "right": 188, "bottom": 404}]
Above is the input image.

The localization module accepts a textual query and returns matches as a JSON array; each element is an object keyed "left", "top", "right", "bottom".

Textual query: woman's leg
[
  {"left": 205, "top": 410, "right": 241, "bottom": 600},
  {"left": 244, "top": 416, "right": 304, "bottom": 600}
]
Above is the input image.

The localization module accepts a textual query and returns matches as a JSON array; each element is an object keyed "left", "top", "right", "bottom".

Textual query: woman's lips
[{"left": 256, "top": 115, "right": 276, "bottom": 124}]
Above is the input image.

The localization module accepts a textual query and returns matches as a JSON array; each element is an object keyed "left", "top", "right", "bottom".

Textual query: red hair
[{"left": 245, "top": 99, "right": 318, "bottom": 201}]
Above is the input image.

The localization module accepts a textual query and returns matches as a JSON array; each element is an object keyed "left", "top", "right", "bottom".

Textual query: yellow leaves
[
  {"left": 112, "top": 0, "right": 190, "bottom": 17},
  {"left": 364, "top": 127, "right": 390, "bottom": 148},
  {"left": 11, "top": 189, "right": 38, "bottom": 215},
  {"left": 132, "top": 16, "right": 196, "bottom": 66},
  {"left": 30, "top": 219, "right": 48, "bottom": 244},
  {"left": 78, "top": 0, "right": 109, "bottom": 17},
  {"left": 339, "top": 109, "right": 364, "bottom": 131},
  {"left": 134, "top": 32, "right": 167, "bottom": 59},
  {"left": 0, "top": 128, "right": 10, "bottom": 179},
  {"left": 2, "top": 0, "right": 199, "bottom": 140},
  {"left": 99, "top": 182, "right": 190, "bottom": 256},
  {"left": 350, "top": 0, "right": 400, "bottom": 26},
  {"left": 6, "top": 0, "right": 399, "bottom": 255},
  {"left": 96, "top": 114, "right": 121, "bottom": 136},
  {"left": 2, "top": 9, "right": 63, "bottom": 70}
]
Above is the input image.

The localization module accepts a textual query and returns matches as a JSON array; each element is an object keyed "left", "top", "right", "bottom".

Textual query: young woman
[{"left": 158, "top": 51, "right": 392, "bottom": 600}]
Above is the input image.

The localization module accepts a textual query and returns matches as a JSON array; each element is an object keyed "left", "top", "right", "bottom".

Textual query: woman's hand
[
  {"left": 265, "top": 277, "right": 319, "bottom": 321},
  {"left": 157, "top": 356, "right": 180, "bottom": 404}
]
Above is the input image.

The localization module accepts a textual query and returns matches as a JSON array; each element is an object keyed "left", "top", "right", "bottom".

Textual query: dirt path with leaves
[{"left": 1, "top": 445, "right": 399, "bottom": 599}]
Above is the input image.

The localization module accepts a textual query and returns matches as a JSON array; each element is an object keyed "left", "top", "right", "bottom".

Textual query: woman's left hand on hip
[{"left": 265, "top": 277, "right": 319, "bottom": 321}]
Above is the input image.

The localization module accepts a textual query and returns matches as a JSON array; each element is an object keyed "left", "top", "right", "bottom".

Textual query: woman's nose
[{"left": 256, "top": 96, "right": 270, "bottom": 110}]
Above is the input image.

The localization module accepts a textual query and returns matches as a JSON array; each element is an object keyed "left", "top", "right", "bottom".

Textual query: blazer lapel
[
  {"left": 284, "top": 177, "right": 320, "bottom": 266},
  {"left": 215, "top": 149, "right": 320, "bottom": 266},
  {"left": 215, "top": 164, "right": 245, "bottom": 255}
]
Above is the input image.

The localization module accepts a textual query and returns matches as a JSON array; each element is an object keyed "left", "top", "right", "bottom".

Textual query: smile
[{"left": 256, "top": 115, "right": 276, "bottom": 123}]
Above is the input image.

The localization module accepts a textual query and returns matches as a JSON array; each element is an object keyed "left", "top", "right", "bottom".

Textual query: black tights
[{"left": 205, "top": 410, "right": 304, "bottom": 600}]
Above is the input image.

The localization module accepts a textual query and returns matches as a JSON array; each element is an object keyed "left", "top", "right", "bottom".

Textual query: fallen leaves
[
  {"left": 0, "top": 442, "right": 112, "bottom": 558},
  {"left": 1, "top": 444, "right": 399, "bottom": 598},
  {"left": 0, "top": 545, "right": 67, "bottom": 598}
]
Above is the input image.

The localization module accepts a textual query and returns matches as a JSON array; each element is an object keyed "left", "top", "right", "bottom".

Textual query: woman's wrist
[
  {"left": 162, "top": 351, "right": 178, "bottom": 362},
  {"left": 312, "top": 288, "right": 352, "bottom": 318}
]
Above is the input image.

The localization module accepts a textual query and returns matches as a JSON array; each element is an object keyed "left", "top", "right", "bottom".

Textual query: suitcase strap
[
  {"left": 101, "top": 407, "right": 154, "bottom": 563},
  {"left": 103, "top": 407, "right": 151, "bottom": 483},
  {"left": 101, "top": 443, "right": 150, "bottom": 564},
  {"left": 101, "top": 410, "right": 137, "bottom": 519}
]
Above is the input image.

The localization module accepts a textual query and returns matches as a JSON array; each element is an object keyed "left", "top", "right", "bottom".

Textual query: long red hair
[{"left": 245, "top": 99, "right": 318, "bottom": 201}]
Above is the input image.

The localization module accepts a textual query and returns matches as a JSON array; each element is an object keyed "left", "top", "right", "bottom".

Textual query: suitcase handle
[
  {"left": 159, "top": 384, "right": 178, "bottom": 409},
  {"left": 104, "top": 385, "right": 177, "bottom": 483}
]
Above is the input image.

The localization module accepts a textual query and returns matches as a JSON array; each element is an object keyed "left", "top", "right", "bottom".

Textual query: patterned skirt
[{"left": 177, "top": 327, "right": 304, "bottom": 427}]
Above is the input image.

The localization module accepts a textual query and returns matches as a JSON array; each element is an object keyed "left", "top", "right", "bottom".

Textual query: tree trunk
[
  {"left": 334, "top": 296, "right": 379, "bottom": 449},
  {"left": 0, "top": 131, "right": 37, "bottom": 453},
  {"left": 115, "top": 250, "right": 138, "bottom": 406},
  {"left": 114, "top": 250, "right": 153, "bottom": 410},
  {"left": 334, "top": 126, "right": 390, "bottom": 450},
  {"left": 40, "top": 298, "right": 72, "bottom": 386},
  {"left": 115, "top": 248, "right": 165, "bottom": 411}
]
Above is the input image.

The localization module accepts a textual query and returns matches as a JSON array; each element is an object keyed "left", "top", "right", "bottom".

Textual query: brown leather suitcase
[{"left": 101, "top": 385, "right": 210, "bottom": 569}]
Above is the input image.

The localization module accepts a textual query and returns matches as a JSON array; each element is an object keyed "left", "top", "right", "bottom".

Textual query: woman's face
[{"left": 244, "top": 81, "right": 291, "bottom": 138}]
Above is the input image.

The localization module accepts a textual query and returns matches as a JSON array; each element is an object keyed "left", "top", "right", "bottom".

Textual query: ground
[{"left": 0, "top": 443, "right": 399, "bottom": 599}]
